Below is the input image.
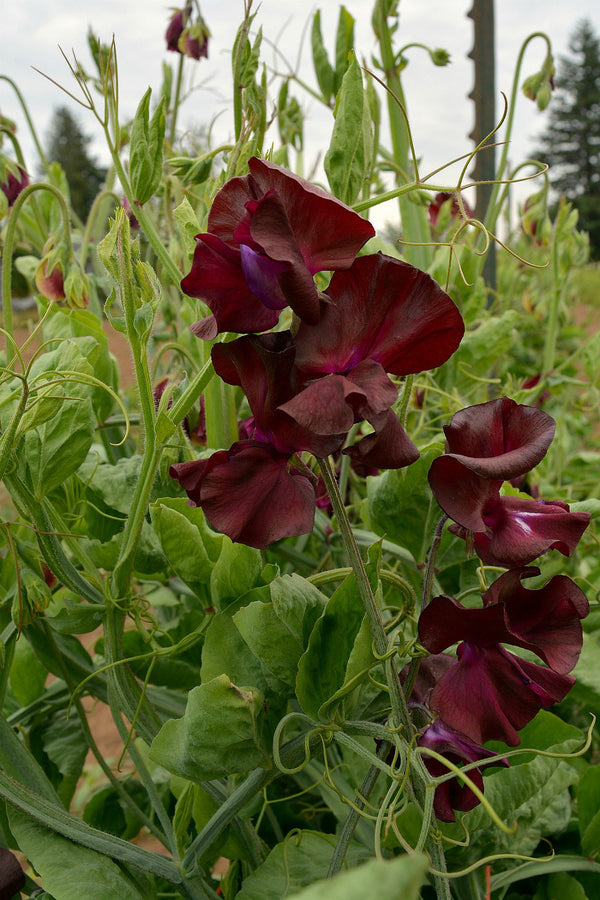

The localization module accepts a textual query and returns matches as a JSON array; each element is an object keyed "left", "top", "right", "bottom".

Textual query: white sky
[{"left": 2, "top": 1, "right": 599, "bottom": 228}]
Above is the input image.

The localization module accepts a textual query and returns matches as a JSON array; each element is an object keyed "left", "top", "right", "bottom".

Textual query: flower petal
[
  {"left": 343, "top": 409, "right": 419, "bottom": 469},
  {"left": 182, "top": 234, "right": 280, "bottom": 334},
  {"left": 430, "top": 643, "right": 574, "bottom": 745},
  {"left": 442, "top": 398, "right": 556, "bottom": 479},
  {"left": 171, "top": 442, "right": 315, "bottom": 549},
  {"left": 294, "top": 254, "right": 464, "bottom": 377}
]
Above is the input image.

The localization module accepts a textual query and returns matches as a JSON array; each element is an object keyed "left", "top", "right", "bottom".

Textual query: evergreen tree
[
  {"left": 534, "top": 19, "right": 600, "bottom": 258},
  {"left": 45, "top": 106, "right": 106, "bottom": 220}
]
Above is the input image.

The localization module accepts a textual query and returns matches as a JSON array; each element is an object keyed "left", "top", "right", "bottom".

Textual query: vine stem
[{"left": 317, "top": 456, "right": 451, "bottom": 897}]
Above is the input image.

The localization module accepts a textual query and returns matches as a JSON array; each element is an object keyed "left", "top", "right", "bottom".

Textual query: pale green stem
[{"left": 0, "top": 75, "right": 50, "bottom": 171}]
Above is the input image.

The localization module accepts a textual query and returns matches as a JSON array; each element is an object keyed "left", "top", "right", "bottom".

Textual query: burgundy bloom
[
  {"left": 282, "top": 253, "right": 464, "bottom": 466},
  {"left": 35, "top": 258, "right": 65, "bottom": 302},
  {"left": 430, "top": 457, "right": 590, "bottom": 567},
  {"left": 418, "top": 568, "right": 587, "bottom": 745},
  {"left": 182, "top": 157, "right": 375, "bottom": 333},
  {"left": 170, "top": 441, "right": 316, "bottom": 549},
  {"left": 1, "top": 163, "right": 29, "bottom": 207},
  {"left": 418, "top": 719, "right": 508, "bottom": 822},
  {"left": 439, "top": 397, "right": 556, "bottom": 480},
  {"left": 166, "top": 7, "right": 188, "bottom": 51},
  {"left": 0, "top": 847, "right": 26, "bottom": 899},
  {"left": 179, "top": 20, "right": 210, "bottom": 60}
]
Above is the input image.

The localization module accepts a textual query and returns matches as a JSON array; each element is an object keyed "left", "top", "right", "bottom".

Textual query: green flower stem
[
  {"left": 372, "top": 5, "right": 432, "bottom": 269},
  {"left": 327, "top": 739, "right": 392, "bottom": 878},
  {"left": 0, "top": 768, "right": 181, "bottom": 883},
  {"left": 402, "top": 514, "right": 447, "bottom": 703},
  {"left": 39, "top": 620, "right": 168, "bottom": 847},
  {"left": 0, "top": 75, "right": 50, "bottom": 172},
  {"left": 541, "top": 220, "right": 562, "bottom": 377},
  {"left": 4, "top": 471, "right": 104, "bottom": 605},
  {"left": 169, "top": 55, "right": 185, "bottom": 147},
  {"left": 482, "top": 33, "right": 551, "bottom": 240},
  {"left": 1, "top": 182, "right": 73, "bottom": 353},
  {"left": 0, "top": 374, "right": 28, "bottom": 482},
  {"left": 318, "top": 456, "right": 450, "bottom": 897}
]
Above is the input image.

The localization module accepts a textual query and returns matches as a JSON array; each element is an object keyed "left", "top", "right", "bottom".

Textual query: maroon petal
[
  {"left": 343, "top": 409, "right": 419, "bottom": 469},
  {"left": 476, "top": 496, "right": 590, "bottom": 568},
  {"left": 172, "top": 442, "right": 315, "bottom": 549},
  {"left": 294, "top": 254, "right": 464, "bottom": 378},
  {"left": 419, "top": 594, "right": 510, "bottom": 654},
  {"left": 430, "top": 643, "right": 574, "bottom": 746},
  {"left": 0, "top": 847, "right": 26, "bottom": 899},
  {"left": 212, "top": 334, "right": 345, "bottom": 457},
  {"left": 483, "top": 568, "right": 588, "bottom": 673},
  {"left": 239, "top": 243, "right": 289, "bottom": 310},
  {"left": 208, "top": 157, "right": 375, "bottom": 273},
  {"left": 244, "top": 157, "right": 375, "bottom": 272},
  {"left": 418, "top": 719, "right": 507, "bottom": 822},
  {"left": 428, "top": 456, "right": 502, "bottom": 532},
  {"left": 182, "top": 234, "right": 280, "bottom": 334},
  {"left": 442, "top": 398, "right": 556, "bottom": 479}
]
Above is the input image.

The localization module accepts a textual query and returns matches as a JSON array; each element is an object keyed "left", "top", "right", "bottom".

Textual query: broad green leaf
[
  {"left": 149, "top": 675, "right": 270, "bottom": 781},
  {"left": 24, "top": 393, "right": 94, "bottom": 494},
  {"left": 296, "top": 544, "right": 380, "bottom": 721},
  {"left": 236, "top": 830, "right": 371, "bottom": 900},
  {"left": 129, "top": 88, "right": 166, "bottom": 204},
  {"left": 210, "top": 539, "right": 262, "bottom": 607},
  {"left": 9, "top": 639, "right": 47, "bottom": 705},
  {"left": 7, "top": 811, "right": 147, "bottom": 900},
  {"left": 367, "top": 444, "right": 442, "bottom": 562},
  {"left": 269, "top": 574, "right": 327, "bottom": 646},
  {"left": 577, "top": 765, "right": 600, "bottom": 857},
  {"left": 324, "top": 52, "right": 373, "bottom": 205},
  {"left": 454, "top": 712, "right": 582, "bottom": 866},
  {"left": 334, "top": 6, "right": 355, "bottom": 93},
  {"left": 311, "top": 11, "right": 335, "bottom": 102},
  {"left": 290, "top": 853, "right": 428, "bottom": 900},
  {"left": 453, "top": 310, "right": 519, "bottom": 374},
  {"left": 150, "top": 497, "right": 222, "bottom": 596}
]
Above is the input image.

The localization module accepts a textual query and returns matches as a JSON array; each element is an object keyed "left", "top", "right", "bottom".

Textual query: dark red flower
[
  {"left": 418, "top": 719, "right": 508, "bottom": 822},
  {"left": 283, "top": 253, "right": 464, "bottom": 466},
  {"left": 438, "top": 397, "right": 556, "bottom": 480},
  {"left": 166, "top": 7, "right": 188, "bottom": 50},
  {"left": 418, "top": 568, "right": 587, "bottom": 745},
  {"left": 430, "top": 457, "right": 590, "bottom": 567},
  {"left": 0, "top": 846, "right": 26, "bottom": 899},
  {"left": 170, "top": 441, "right": 316, "bottom": 548},
  {"left": 182, "top": 157, "right": 375, "bottom": 333}
]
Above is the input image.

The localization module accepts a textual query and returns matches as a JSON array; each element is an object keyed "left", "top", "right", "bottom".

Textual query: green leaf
[
  {"left": 311, "top": 11, "right": 335, "bottom": 102},
  {"left": 236, "top": 830, "right": 371, "bottom": 900},
  {"left": 9, "top": 639, "right": 47, "bottom": 705},
  {"left": 149, "top": 674, "right": 270, "bottom": 781},
  {"left": 578, "top": 765, "right": 600, "bottom": 857},
  {"left": 129, "top": 88, "right": 166, "bottom": 204},
  {"left": 334, "top": 6, "right": 355, "bottom": 93},
  {"left": 150, "top": 497, "right": 222, "bottom": 597},
  {"left": 210, "top": 539, "right": 262, "bottom": 607},
  {"left": 289, "top": 853, "right": 428, "bottom": 900},
  {"left": 7, "top": 811, "right": 147, "bottom": 900},
  {"left": 324, "top": 51, "right": 373, "bottom": 205},
  {"left": 455, "top": 712, "right": 582, "bottom": 866},
  {"left": 24, "top": 394, "right": 94, "bottom": 494},
  {"left": 367, "top": 444, "right": 442, "bottom": 562},
  {"left": 296, "top": 544, "right": 380, "bottom": 721}
]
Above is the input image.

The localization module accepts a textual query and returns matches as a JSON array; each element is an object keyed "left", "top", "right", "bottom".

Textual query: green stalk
[
  {"left": 541, "top": 219, "right": 562, "bottom": 377},
  {"left": 372, "top": 5, "right": 432, "bottom": 269},
  {"left": 318, "top": 456, "right": 451, "bottom": 897},
  {"left": 0, "top": 76, "right": 50, "bottom": 172}
]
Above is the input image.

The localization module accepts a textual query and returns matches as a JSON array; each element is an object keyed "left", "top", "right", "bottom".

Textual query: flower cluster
[
  {"left": 165, "top": 4, "right": 210, "bottom": 61},
  {"left": 171, "top": 157, "right": 465, "bottom": 548},
  {"left": 414, "top": 399, "right": 590, "bottom": 821}
]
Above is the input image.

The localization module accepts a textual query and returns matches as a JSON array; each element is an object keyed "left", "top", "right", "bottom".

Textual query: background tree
[
  {"left": 45, "top": 106, "right": 106, "bottom": 220},
  {"left": 534, "top": 19, "right": 600, "bottom": 258}
]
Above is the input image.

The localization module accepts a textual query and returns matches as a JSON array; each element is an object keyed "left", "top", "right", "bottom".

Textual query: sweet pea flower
[
  {"left": 428, "top": 399, "right": 590, "bottom": 567},
  {"left": 283, "top": 253, "right": 464, "bottom": 466},
  {"left": 182, "top": 157, "right": 375, "bottom": 335},
  {"left": 418, "top": 568, "right": 588, "bottom": 745},
  {"left": 418, "top": 719, "right": 508, "bottom": 822}
]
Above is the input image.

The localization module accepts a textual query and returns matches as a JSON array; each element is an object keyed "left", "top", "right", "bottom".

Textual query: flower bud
[
  {"left": 430, "top": 47, "right": 451, "bottom": 67},
  {"left": 0, "top": 159, "right": 29, "bottom": 208},
  {"left": 63, "top": 263, "right": 90, "bottom": 308},
  {"left": 35, "top": 244, "right": 66, "bottom": 301}
]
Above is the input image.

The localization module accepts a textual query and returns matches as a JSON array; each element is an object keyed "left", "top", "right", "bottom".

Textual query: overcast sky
[{"left": 2, "top": 1, "right": 599, "bottom": 226}]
